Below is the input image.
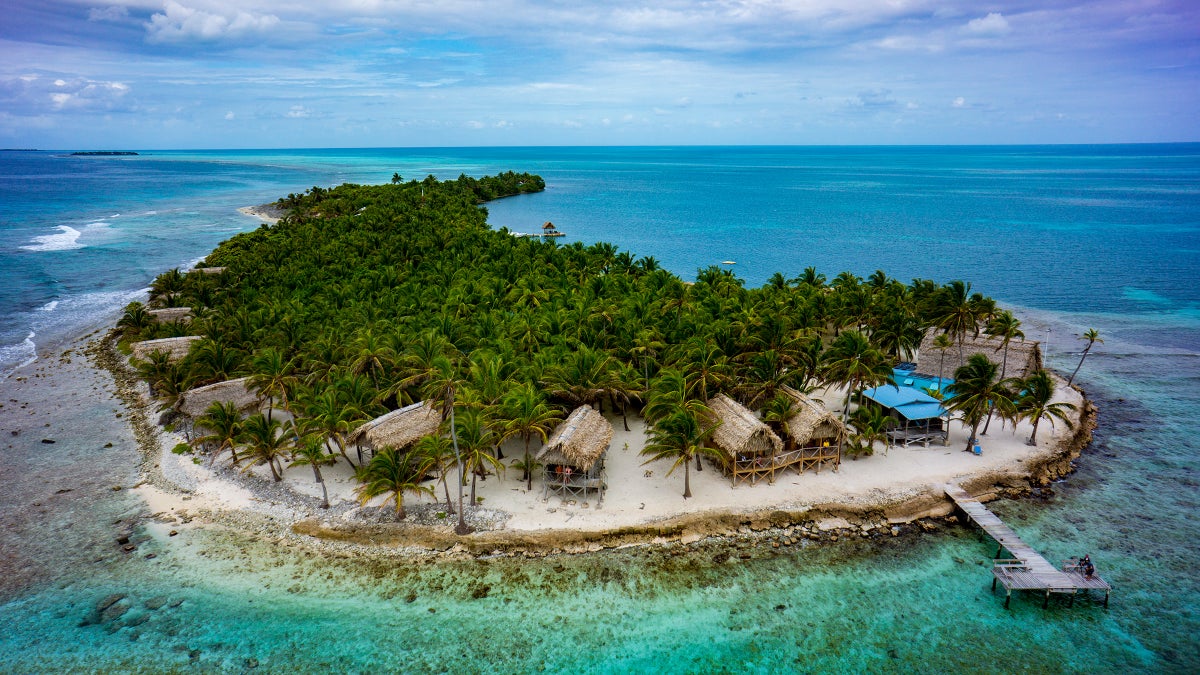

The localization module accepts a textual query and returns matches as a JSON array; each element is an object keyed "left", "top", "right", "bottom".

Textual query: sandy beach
[
  {"left": 237, "top": 204, "right": 284, "bottom": 224},
  {"left": 102, "top": 335, "right": 1093, "bottom": 556}
]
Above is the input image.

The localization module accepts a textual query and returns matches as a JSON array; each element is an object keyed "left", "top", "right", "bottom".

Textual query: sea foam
[{"left": 20, "top": 225, "right": 84, "bottom": 252}]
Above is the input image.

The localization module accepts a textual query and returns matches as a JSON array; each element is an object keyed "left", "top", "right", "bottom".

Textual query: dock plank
[{"left": 945, "top": 485, "right": 1111, "bottom": 601}]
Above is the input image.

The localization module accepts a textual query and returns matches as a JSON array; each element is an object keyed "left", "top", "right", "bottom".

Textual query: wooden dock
[{"left": 944, "top": 485, "right": 1111, "bottom": 608}]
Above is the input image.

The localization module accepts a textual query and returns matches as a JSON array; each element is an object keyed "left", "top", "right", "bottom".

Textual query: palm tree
[
  {"left": 543, "top": 345, "right": 617, "bottom": 410},
  {"left": 248, "top": 347, "right": 295, "bottom": 422},
  {"left": 499, "top": 382, "right": 562, "bottom": 490},
  {"left": 193, "top": 401, "right": 243, "bottom": 465},
  {"left": 932, "top": 333, "right": 954, "bottom": 392},
  {"left": 945, "top": 354, "right": 1016, "bottom": 453},
  {"left": 290, "top": 435, "right": 337, "bottom": 508},
  {"left": 760, "top": 391, "right": 797, "bottom": 448},
  {"left": 985, "top": 310, "right": 1025, "bottom": 379},
  {"left": 1066, "top": 329, "right": 1102, "bottom": 387},
  {"left": 350, "top": 329, "right": 395, "bottom": 388},
  {"left": 355, "top": 446, "right": 434, "bottom": 520},
  {"left": 414, "top": 433, "right": 458, "bottom": 514},
  {"left": 641, "top": 402, "right": 721, "bottom": 499},
  {"left": 820, "top": 330, "right": 892, "bottom": 419},
  {"left": 453, "top": 407, "right": 504, "bottom": 505},
  {"left": 850, "top": 406, "right": 895, "bottom": 456},
  {"left": 422, "top": 354, "right": 472, "bottom": 534},
  {"left": 981, "top": 310, "right": 1024, "bottom": 434},
  {"left": 1017, "top": 370, "right": 1076, "bottom": 446},
  {"left": 932, "top": 280, "right": 977, "bottom": 364},
  {"left": 117, "top": 301, "right": 153, "bottom": 335},
  {"left": 237, "top": 413, "right": 294, "bottom": 481},
  {"left": 303, "top": 386, "right": 360, "bottom": 468}
]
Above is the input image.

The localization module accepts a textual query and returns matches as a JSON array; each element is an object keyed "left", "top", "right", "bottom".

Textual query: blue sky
[{"left": 2, "top": 0, "right": 1198, "bottom": 148}]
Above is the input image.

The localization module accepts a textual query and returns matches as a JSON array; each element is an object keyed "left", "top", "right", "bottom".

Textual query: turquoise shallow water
[{"left": 0, "top": 146, "right": 1197, "bottom": 672}]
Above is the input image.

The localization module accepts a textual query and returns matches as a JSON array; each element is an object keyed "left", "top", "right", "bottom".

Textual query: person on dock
[{"left": 1081, "top": 554, "right": 1095, "bottom": 578}]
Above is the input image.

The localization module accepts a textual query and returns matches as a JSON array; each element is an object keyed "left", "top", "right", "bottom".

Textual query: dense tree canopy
[{"left": 121, "top": 171, "right": 1021, "bottom": 505}]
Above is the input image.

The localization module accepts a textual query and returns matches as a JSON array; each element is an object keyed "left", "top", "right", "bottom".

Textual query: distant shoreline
[{"left": 238, "top": 203, "right": 285, "bottom": 224}]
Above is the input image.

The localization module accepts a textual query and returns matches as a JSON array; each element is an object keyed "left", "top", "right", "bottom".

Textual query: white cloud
[
  {"left": 224, "top": 111, "right": 235, "bottom": 120},
  {"left": 966, "top": 12, "right": 1010, "bottom": 35},
  {"left": 146, "top": 1, "right": 280, "bottom": 43},
  {"left": 286, "top": 105, "right": 310, "bottom": 118},
  {"left": 952, "top": 96, "right": 966, "bottom": 108},
  {"left": 88, "top": 6, "right": 130, "bottom": 23},
  {"left": 465, "top": 120, "right": 484, "bottom": 129}
]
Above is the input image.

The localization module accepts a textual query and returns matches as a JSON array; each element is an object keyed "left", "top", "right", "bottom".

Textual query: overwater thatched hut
[
  {"left": 917, "top": 330, "right": 1042, "bottom": 380},
  {"left": 705, "top": 394, "right": 783, "bottom": 486},
  {"left": 777, "top": 386, "right": 846, "bottom": 474},
  {"left": 148, "top": 307, "right": 193, "bottom": 324},
  {"left": 347, "top": 401, "right": 442, "bottom": 454},
  {"left": 537, "top": 405, "right": 612, "bottom": 505},
  {"left": 176, "top": 377, "right": 259, "bottom": 419},
  {"left": 130, "top": 335, "right": 202, "bottom": 362}
]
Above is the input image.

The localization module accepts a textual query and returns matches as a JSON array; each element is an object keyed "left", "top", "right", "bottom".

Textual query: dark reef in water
[{"left": 71, "top": 151, "right": 139, "bottom": 156}]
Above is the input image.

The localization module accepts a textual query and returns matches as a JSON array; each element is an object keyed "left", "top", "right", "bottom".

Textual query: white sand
[
  {"left": 139, "top": 380, "right": 1086, "bottom": 537},
  {"left": 237, "top": 205, "right": 280, "bottom": 224}
]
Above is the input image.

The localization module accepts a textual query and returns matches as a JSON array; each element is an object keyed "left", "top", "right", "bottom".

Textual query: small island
[{"left": 110, "top": 171, "right": 1093, "bottom": 558}]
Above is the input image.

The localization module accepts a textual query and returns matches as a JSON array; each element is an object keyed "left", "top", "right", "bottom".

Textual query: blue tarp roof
[{"left": 862, "top": 385, "right": 948, "bottom": 421}]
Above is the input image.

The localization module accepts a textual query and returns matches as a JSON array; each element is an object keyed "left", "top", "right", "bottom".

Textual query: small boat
[{"left": 721, "top": 260, "right": 736, "bottom": 265}]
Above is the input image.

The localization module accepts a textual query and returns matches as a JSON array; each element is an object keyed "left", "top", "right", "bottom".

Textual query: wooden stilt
[
  {"left": 992, "top": 577, "right": 997, "bottom": 592},
  {"left": 1005, "top": 590, "right": 1011, "bottom": 609},
  {"left": 1043, "top": 590, "right": 1050, "bottom": 609}
]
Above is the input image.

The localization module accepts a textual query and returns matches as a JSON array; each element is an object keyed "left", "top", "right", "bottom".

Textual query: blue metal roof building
[{"left": 860, "top": 384, "right": 950, "bottom": 447}]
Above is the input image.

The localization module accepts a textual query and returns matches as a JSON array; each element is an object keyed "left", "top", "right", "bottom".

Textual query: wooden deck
[
  {"left": 724, "top": 446, "right": 839, "bottom": 486},
  {"left": 944, "top": 485, "right": 1111, "bottom": 608}
]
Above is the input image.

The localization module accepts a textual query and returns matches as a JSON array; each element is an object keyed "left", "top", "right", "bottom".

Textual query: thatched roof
[
  {"left": 917, "top": 329, "right": 1043, "bottom": 380},
  {"left": 130, "top": 335, "right": 202, "bottom": 362},
  {"left": 705, "top": 394, "right": 783, "bottom": 458},
  {"left": 781, "top": 386, "right": 847, "bottom": 446},
  {"left": 347, "top": 401, "right": 442, "bottom": 450},
  {"left": 191, "top": 266, "right": 225, "bottom": 274},
  {"left": 542, "top": 221, "right": 556, "bottom": 230},
  {"left": 148, "top": 307, "right": 192, "bottom": 323},
  {"left": 176, "top": 377, "right": 259, "bottom": 418},
  {"left": 536, "top": 405, "right": 612, "bottom": 471}
]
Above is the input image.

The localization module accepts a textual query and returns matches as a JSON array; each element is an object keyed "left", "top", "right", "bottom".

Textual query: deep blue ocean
[{"left": 1, "top": 146, "right": 1197, "bottom": 672}]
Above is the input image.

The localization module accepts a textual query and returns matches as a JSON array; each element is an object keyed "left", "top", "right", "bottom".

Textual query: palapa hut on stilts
[
  {"left": 347, "top": 401, "right": 442, "bottom": 461},
  {"left": 705, "top": 394, "right": 784, "bottom": 486},
  {"left": 537, "top": 405, "right": 612, "bottom": 506},
  {"left": 177, "top": 377, "right": 260, "bottom": 418},
  {"left": 175, "top": 377, "right": 260, "bottom": 439},
  {"left": 776, "top": 386, "right": 847, "bottom": 474},
  {"left": 130, "top": 335, "right": 202, "bottom": 362},
  {"left": 147, "top": 307, "right": 193, "bottom": 324}
]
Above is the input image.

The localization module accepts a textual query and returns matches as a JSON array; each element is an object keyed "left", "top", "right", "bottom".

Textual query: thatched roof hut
[
  {"left": 148, "top": 307, "right": 192, "bottom": 324},
  {"left": 176, "top": 377, "right": 259, "bottom": 418},
  {"left": 191, "top": 266, "right": 225, "bottom": 274},
  {"left": 781, "top": 386, "right": 847, "bottom": 448},
  {"left": 705, "top": 394, "right": 782, "bottom": 459},
  {"left": 347, "top": 401, "right": 442, "bottom": 450},
  {"left": 542, "top": 221, "right": 556, "bottom": 230},
  {"left": 130, "top": 335, "right": 202, "bottom": 362},
  {"left": 917, "top": 329, "right": 1042, "bottom": 379},
  {"left": 536, "top": 405, "right": 612, "bottom": 472}
]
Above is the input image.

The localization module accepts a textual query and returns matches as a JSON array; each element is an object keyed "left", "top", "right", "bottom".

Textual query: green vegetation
[{"left": 119, "top": 171, "right": 1055, "bottom": 509}]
